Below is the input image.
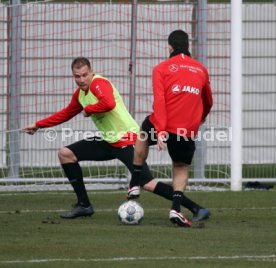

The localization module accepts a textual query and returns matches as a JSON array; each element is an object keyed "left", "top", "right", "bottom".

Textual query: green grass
[
  {"left": 1, "top": 164, "right": 276, "bottom": 179},
  {"left": 0, "top": 190, "right": 276, "bottom": 268}
]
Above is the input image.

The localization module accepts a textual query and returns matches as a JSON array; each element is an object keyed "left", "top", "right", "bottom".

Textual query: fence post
[
  {"left": 7, "top": 0, "right": 21, "bottom": 177},
  {"left": 194, "top": 0, "right": 208, "bottom": 179},
  {"left": 129, "top": 0, "right": 138, "bottom": 117}
]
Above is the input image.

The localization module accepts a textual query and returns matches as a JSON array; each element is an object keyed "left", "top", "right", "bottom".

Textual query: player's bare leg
[
  {"left": 133, "top": 132, "right": 149, "bottom": 166},
  {"left": 128, "top": 133, "right": 149, "bottom": 199},
  {"left": 172, "top": 162, "right": 189, "bottom": 192},
  {"left": 58, "top": 147, "right": 78, "bottom": 164},
  {"left": 169, "top": 162, "right": 191, "bottom": 226}
]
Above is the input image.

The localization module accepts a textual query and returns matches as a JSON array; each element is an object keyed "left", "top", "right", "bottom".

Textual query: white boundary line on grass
[
  {"left": 0, "top": 255, "right": 275, "bottom": 264},
  {"left": 0, "top": 207, "right": 276, "bottom": 214}
]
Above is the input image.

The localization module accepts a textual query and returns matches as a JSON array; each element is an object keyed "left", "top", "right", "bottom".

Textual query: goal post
[{"left": 230, "top": 0, "right": 242, "bottom": 191}]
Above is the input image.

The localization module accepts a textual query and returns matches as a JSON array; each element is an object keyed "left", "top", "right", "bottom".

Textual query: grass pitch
[{"left": 0, "top": 190, "right": 275, "bottom": 268}]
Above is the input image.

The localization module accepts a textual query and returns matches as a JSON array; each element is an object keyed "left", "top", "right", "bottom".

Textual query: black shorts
[
  {"left": 141, "top": 116, "right": 195, "bottom": 165},
  {"left": 66, "top": 137, "right": 154, "bottom": 186}
]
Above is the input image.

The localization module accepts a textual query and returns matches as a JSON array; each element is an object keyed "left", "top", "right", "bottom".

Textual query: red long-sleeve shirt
[
  {"left": 149, "top": 54, "right": 213, "bottom": 138},
  {"left": 36, "top": 76, "right": 137, "bottom": 147}
]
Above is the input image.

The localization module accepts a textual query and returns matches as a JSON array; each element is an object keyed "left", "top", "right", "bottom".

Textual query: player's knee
[
  {"left": 142, "top": 183, "right": 153, "bottom": 192},
  {"left": 173, "top": 161, "right": 188, "bottom": 168},
  {"left": 141, "top": 179, "right": 158, "bottom": 192},
  {"left": 134, "top": 148, "right": 147, "bottom": 163},
  {"left": 58, "top": 147, "right": 76, "bottom": 163}
]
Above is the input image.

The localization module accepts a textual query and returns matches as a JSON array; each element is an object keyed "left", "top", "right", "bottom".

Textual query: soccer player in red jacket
[{"left": 128, "top": 30, "right": 213, "bottom": 227}]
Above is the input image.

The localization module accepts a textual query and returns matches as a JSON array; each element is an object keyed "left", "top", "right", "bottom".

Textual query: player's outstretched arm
[{"left": 22, "top": 123, "right": 39, "bottom": 135}]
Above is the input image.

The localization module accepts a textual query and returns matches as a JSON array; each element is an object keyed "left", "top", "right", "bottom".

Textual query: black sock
[
  {"left": 172, "top": 191, "right": 183, "bottom": 212},
  {"left": 153, "top": 182, "right": 202, "bottom": 213},
  {"left": 153, "top": 182, "right": 173, "bottom": 200},
  {"left": 181, "top": 195, "right": 202, "bottom": 214},
  {"left": 129, "top": 164, "right": 143, "bottom": 188},
  {"left": 61, "top": 163, "right": 91, "bottom": 207}
]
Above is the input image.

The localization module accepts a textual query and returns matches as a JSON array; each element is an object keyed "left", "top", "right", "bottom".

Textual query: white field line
[
  {"left": 0, "top": 207, "right": 276, "bottom": 214},
  {"left": 0, "top": 255, "right": 275, "bottom": 264}
]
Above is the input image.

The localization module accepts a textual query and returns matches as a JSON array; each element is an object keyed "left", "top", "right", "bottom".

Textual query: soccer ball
[{"left": 118, "top": 200, "right": 144, "bottom": 225}]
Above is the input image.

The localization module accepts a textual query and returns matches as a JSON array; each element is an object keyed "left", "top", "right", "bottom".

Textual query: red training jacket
[
  {"left": 35, "top": 76, "right": 137, "bottom": 147},
  {"left": 149, "top": 53, "right": 213, "bottom": 138}
]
